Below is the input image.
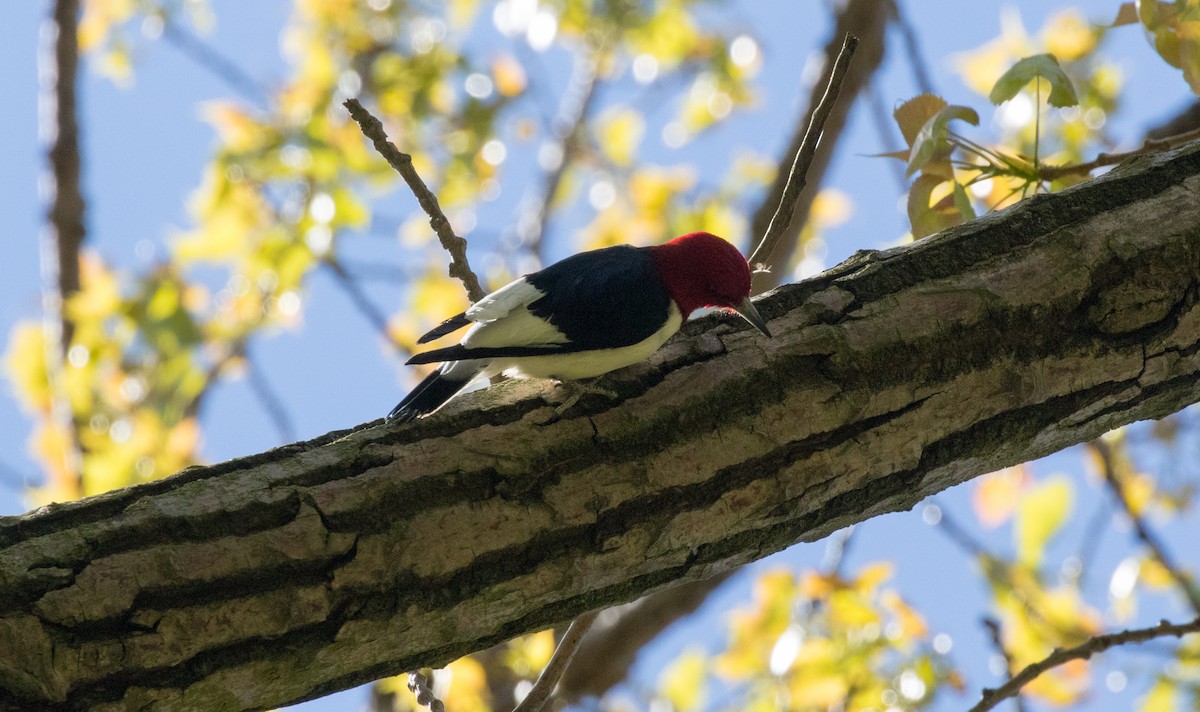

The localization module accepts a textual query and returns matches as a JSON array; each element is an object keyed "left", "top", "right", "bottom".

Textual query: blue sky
[{"left": 1, "top": 2, "right": 1197, "bottom": 710}]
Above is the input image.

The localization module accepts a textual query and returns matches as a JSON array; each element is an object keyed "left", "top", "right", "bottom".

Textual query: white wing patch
[
  {"left": 461, "top": 277, "right": 570, "bottom": 349},
  {"left": 466, "top": 278, "right": 541, "bottom": 323}
]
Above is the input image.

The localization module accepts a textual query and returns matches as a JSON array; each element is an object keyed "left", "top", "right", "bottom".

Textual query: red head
[{"left": 649, "top": 232, "right": 771, "bottom": 336}]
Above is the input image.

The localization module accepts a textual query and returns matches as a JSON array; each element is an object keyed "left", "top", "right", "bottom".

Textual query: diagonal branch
[
  {"left": 747, "top": 33, "right": 858, "bottom": 271},
  {"left": 1089, "top": 439, "right": 1200, "bottom": 615},
  {"left": 969, "top": 618, "right": 1200, "bottom": 712},
  {"left": 344, "top": 98, "right": 487, "bottom": 303},
  {"left": 1, "top": 141, "right": 1199, "bottom": 710},
  {"left": 748, "top": 0, "right": 890, "bottom": 294}
]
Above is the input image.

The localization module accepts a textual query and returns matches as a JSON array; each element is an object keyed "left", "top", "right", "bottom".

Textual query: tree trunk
[{"left": 2, "top": 143, "right": 1199, "bottom": 711}]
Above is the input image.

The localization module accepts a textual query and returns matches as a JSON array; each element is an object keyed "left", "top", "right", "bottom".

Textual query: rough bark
[{"left": 2, "top": 143, "right": 1199, "bottom": 711}]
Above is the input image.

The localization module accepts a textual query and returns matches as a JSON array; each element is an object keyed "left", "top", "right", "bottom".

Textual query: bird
[{"left": 388, "top": 231, "right": 771, "bottom": 422}]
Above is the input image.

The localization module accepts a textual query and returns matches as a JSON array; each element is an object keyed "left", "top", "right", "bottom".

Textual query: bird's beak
[{"left": 734, "top": 297, "right": 772, "bottom": 337}]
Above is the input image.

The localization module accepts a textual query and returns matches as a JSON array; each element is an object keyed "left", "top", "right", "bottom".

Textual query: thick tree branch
[
  {"left": 1, "top": 142, "right": 1199, "bottom": 710},
  {"left": 39, "top": 0, "right": 86, "bottom": 491}
]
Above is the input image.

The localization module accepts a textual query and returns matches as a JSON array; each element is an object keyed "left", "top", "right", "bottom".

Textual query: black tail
[{"left": 387, "top": 367, "right": 471, "bottom": 423}]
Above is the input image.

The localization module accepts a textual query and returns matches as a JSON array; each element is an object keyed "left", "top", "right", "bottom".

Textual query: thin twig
[
  {"left": 161, "top": 22, "right": 267, "bottom": 106},
  {"left": 747, "top": 33, "right": 858, "bottom": 270},
  {"left": 889, "top": 0, "right": 935, "bottom": 95},
  {"left": 969, "top": 617, "right": 1200, "bottom": 712},
  {"left": 557, "top": 573, "right": 734, "bottom": 703},
  {"left": 344, "top": 98, "right": 487, "bottom": 303},
  {"left": 1089, "top": 439, "right": 1200, "bottom": 615},
  {"left": 244, "top": 350, "right": 296, "bottom": 443},
  {"left": 982, "top": 617, "right": 1027, "bottom": 712},
  {"left": 512, "top": 611, "right": 600, "bottom": 712},
  {"left": 322, "top": 258, "right": 403, "bottom": 348},
  {"left": 1039, "top": 126, "right": 1200, "bottom": 181},
  {"left": 39, "top": 0, "right": 86, "bottom": 492}
]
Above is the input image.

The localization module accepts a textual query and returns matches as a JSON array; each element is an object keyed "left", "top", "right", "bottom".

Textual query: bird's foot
[{"left": 538, "top": 381, "right": 619, "bottom": 425}]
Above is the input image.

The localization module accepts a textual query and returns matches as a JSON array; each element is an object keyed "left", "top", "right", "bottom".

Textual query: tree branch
[
  {"left": 748, "top": 0, "right": 889, "bottom": 294},
  {"left": 1089, "top": 438, "right": 1200, "bottom": 615},
  {"left": 747, "top": 33, "right": 858, "bottom": 270},
  {"left": 344, "top": 98, "right": 487, "bottom": 303},
  {"left": 2, "top": 141, "right": 1200, "bottom": 710},
  {"left": 512, "top": 611, "right": 598, "bottom": 712},
  {"left": 38, "top": 0, "right": 86, "bottom": 492},
  {"left": 969, "top": 617, "right": 1200, "bottom": 712}
]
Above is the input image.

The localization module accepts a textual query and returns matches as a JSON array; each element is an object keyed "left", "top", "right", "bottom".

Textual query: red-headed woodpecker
[{"left": 388, "top": 231, "right": 770, "bottom": 422}]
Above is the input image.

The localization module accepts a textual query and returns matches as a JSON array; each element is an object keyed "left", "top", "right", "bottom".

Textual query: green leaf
[
  {"left": 988, "top": 54, "right": 1079, "bottom": 108},
  {"left": 952, "top": 182, "right": 976, "bottom": 222},
  {"left": 1015, "top": 476, "right": 1073, "bottom": 567},
  {"left": 907, "top": 105, "right": 979, "bottom": 176}
]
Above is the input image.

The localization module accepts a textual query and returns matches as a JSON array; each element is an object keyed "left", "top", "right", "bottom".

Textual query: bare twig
[
  {"left": 969, "top": 618, "right": 1200, "bottom": 712},
  {"left": 982, "top": 617, "right": 1027, "bottom": 712},
  {"left": 245, "top": 350, "right": 296, "bottom": 443},
  {"left": 748, "top": 33, "right": 858, "bottom": 270},
  {"left": 1089, "top": 439, "right": 1200, "bottom": 615},
  {"left": 512, "top": 611, "right": 599, "bottom": 712},
  {"left": 744, "top": 31, "right": 859, "bottom": 270},
  {"left": 39, "top": 0, "right": 86, "bottom": 491},
  {"left": 344, "top": 98, "right": 487, "bottom": 303},
  {"left": 161, "top": 22, "right": 268, "bottom": 106},
  {"left": 323, "top": 258, "right": 404, "bottom": 348},
  {"left": 889, "top": 0, "right": 935, "bottom": 95},
  {"left": 1038, "top": 126, "right": 1200, "bottom": 181},
  {"left": 557, "top": 573, "right": 734, "bottom": 702}
]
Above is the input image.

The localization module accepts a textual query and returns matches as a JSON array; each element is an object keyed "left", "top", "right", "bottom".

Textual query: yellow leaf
[
  {"left": 1140, "top": 677, "right": 1179, "bottom": 712},
  {"left": 443, "top": 657, "right": 491, "bottom": 712},
  {"left": 1041, "top": 9, "right": 1098, "bottom": 61},
  {"left": 505, "top": 629, "right": 556, "bottom": 677},
  {"left": 658, "top": 649, "right": 707, "bottom": 712},
  {"left": 5, "top": 323, "right": 52, "bottom": 412},
  {"left": 788, "top": 672, "right": 848, "bottom": 709},
  {"left": 492, "top": 53, "right": 527, "bottom": 97},
  {"left": 810, "top": 189, "right": 852, "bottom": 229},
  {"left": 828, "top": 589, "right": 880, "bottom": 629},
  {"left": 854, "top": 562, "right": 894, "bottom": 593},
  {"left": 893, "top": 94, "right": 947, "bottom": 147},
  {"left": 1138, "top": 557, "right": 1175, "bottom": 590},
  {"left": 1015, "top": 476, "right": 1073, "bottom": 567},
  {"left": 973, "top": 465, "right": 1032, "bottom": 528},
  {"left": 598, "top": 108, "right": 645, "bottom": 167}
]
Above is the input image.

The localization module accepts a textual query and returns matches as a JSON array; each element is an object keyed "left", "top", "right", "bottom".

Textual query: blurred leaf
[
  {"left": 1139, "top": 677, "right": 1179, "bottom": 712},
  {"left": 658, "top": 649, "right": 707, "bottom": 712},
  {"left": 989, "top": 54, "right": 1079, "bottom": 107},
  {"left": 1111, "top": 3, "right": 1139, "bottom": 27},
  {"left": 973, "top": 465, "right": 1032, "bottom": 528},
  {"left": 1041, "top": 10, "right": 1098, "bottom": 61},
  {"left": 598, "top": 108, "right": 645, "bottom": 167},
  {"left": 1015, "top": 476, "right": 1073, "bottom": 568},
  {"left": 5, "top": 323, "right": 51, "bottom": 413}
]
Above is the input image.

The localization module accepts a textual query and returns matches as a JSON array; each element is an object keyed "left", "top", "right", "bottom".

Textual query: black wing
[{"left": 523, "top": 244, "right": 673, "bottom": 350}]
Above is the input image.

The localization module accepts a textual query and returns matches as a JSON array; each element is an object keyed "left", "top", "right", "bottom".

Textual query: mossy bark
[{"left": 2, "top": 144, "right": 1199, "bottom": 711}]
